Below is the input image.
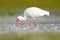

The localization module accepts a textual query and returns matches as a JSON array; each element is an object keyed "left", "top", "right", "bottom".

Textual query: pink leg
[
  {"left": 34, "top": 18, "right": 37, "bottom": 28},
  {"left": 29, "top": 18, "right": 32, "bottom": 27}
]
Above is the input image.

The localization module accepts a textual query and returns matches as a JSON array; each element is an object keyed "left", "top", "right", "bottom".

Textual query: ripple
[{"left": 0, "top": 23, "right": 60, "bottom": 34}]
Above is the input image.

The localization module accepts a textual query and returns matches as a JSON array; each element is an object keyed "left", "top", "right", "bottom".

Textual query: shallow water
[{"left": 0, "top": 14, "right": 60, "bottom": 34}]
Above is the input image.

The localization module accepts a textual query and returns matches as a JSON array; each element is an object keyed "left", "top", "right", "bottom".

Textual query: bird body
[
  {"left": 24, "top": 7, "right": 49, "bottom": 18},
  {"left": 16, "top": 7, "right": 50, "bottom": 27}
]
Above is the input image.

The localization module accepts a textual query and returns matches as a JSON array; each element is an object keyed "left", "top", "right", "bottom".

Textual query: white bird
[{"left": 16, "top": 7, "right": 50, "bottom": 27}]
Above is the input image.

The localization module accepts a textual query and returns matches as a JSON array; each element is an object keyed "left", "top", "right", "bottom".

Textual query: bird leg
[
  {"left": 34, "top": 18, "right": 37, "bottom": 28},
  {"left": 29, "top": 18, "right": 32, "bottom": 27}
]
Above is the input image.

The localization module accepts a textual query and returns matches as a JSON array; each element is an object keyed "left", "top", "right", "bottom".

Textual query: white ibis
[{"left": 16, "top": 7, "right": 50, "bottom": 27}]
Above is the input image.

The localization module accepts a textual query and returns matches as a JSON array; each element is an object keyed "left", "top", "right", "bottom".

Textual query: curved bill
[{"left": 16, "top": 18, "right": 20, "bottom": 27}]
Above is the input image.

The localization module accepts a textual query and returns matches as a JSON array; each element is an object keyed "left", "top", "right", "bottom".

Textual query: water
[{"left": 0, "top": 15, "right": 60, "bottom": 34}]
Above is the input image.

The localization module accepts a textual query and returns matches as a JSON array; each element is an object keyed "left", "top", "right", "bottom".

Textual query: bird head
[{"left": 16, "top": 16, "right": 24, "bottom": 27}]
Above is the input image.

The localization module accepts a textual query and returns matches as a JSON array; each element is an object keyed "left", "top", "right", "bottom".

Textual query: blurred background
[
  {"left": 0, "top": 0, "right": 60, "bottom": 17},
  {"left": 0, "top": 0, "right": 60, "bottom": 40}
]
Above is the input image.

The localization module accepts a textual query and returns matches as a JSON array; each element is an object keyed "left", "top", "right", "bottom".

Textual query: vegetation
[
  {"left": 0, "top": 32, "right": 60, "bottom": 40},
  {"left": 0, "top": 0, "right": 60, "bottom": 16}
]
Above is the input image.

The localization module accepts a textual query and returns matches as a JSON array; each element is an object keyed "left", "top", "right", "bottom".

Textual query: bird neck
[{"left": 23, "top": 15, "right": 27, "bottom": 20}]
